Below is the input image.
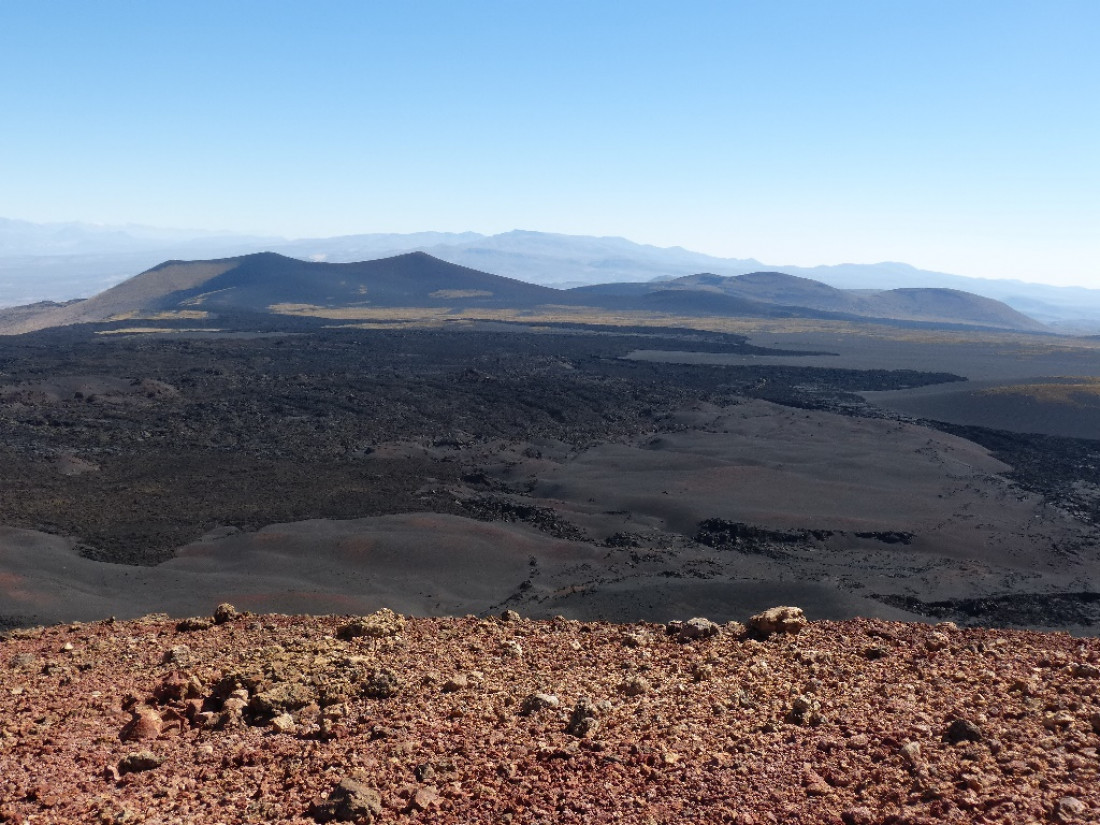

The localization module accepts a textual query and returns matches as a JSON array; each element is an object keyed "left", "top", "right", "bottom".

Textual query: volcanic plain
[{"left": 2, "top": 317, "right": 1099, "bottom": 632}]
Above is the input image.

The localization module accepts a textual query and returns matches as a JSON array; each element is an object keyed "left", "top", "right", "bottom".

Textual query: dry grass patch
[{"left": 981, "top": 377, "right": 1100, "bottom": 405}]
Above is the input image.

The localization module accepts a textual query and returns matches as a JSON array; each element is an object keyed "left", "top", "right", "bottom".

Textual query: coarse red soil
[{"left": 2, "top": 606, "right": 1098, "bottom": 824}]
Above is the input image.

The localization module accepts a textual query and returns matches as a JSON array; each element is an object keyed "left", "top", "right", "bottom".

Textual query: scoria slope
[{"left": 1, "top": 606, "right": 1098, "bottom": 824}]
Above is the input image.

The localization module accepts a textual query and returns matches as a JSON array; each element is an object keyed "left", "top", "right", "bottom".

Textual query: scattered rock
[
  {"left": 312, "top": 776, "right": 382, "bottom": 823},
  {"left": 409, "top": 785, "right": 441, "bottom": 812},
  {"left": 161, "top": 645, "right": 192, "bottom": 666},
  {"left": 899, "top": 741, "right": 923, "bottom": 769},
  {"left": 691, "top": 662, "right": 714, "bottom": 681},
  {"left": 117, "top": 751, "right": 164, "bottom": 774},
  {"left": 565, "top": 697, "right": 601, "bottom": 737},
  {"left": 1072, "top": 662, "right": 1100, "bottom": 679},
  {"left": 212, "top": 603, "right": 240, "bottom": 624},
  {"left": 786, "top": 694, "right": 823, "bottom": 726},
  {"left": 1054, "top": 796, "right": 1087, "bottom": 822},
  {"left": 251, "top": 682, "right": 314, "bottom": 718},
  {"left": 336, "top": 609, "right": 406, "bottom": 640},
  {"left": 361, "top": 668, "right": 402, "bottom": 699},
  {"left": 801, "top": 767, "right": 830, "bottom": 796},
  {"left": 724, "top": 621, "right": 747, "bottom": 637},
  {"left": 1043, "top": 710, "right": 1076, "bottom": 730},
  {"left": 925, "top": 631, "right": 951, "bottom": 651},
  {"left": 520, "top": 692, "right": 559, "bottom": 715},
  {"left": 176, "top": 617, "right": 212, "bottom": 632},
  {"left": 678, "top": 617, "right": 721, "bottom": 641},
  {"left": 119, "top": 707, "right": 163, "bottom": 742},
  {"left": 270, "top": 713, "right": 296, "bottom": 734},
  {"left": 747, "top": 606, "right": 808, "bottom": 637},
  {"left": 441, "top": 674, "right": 468, "bottom": 693},
  {"left": 841, "top": 807, "right": 875, "bottom": 825},
  {"left": 621, "top": 631, "right": 650, "bottom": 648},
  {"left": 10, "top": 652, "right": 37, "bottom": 669},
  {"left": 619, "top": 675, "right": 651, "bottom": 697},
  {"left": 500, "top": 609, "right": 522, "bottom": 623},
  {"left": 944, "top": 718, "right": 983, "bottom": 744}
]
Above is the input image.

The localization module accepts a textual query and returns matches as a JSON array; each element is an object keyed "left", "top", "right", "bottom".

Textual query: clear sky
[{"left": 2, "top": 1, "right": 1097, "bottom": 287}]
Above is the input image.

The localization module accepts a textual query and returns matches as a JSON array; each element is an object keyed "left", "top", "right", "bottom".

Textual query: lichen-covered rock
[
  {"left": 678, "top": 617, "right": 721, "bottom": 641},
  {"left": 250, "top": 682, "right": 314, "bottom": 718},
  {"left": 336, "top": 609, "right": 405, "bottom": 640},
  {"left": 520, "top": 692, "right": 559, "bottom": 715},
  {"left": 565, "top": 697, "right": 601, "bottom": 737},
  {"left": 361, "top": 668, "right": 401, "bottom": 699},
  {"left": 748, "top": 606, "right": 808, "bottom": 637},
  {"left": 212, "top": 603, "right": 240, "bottom": 624}
]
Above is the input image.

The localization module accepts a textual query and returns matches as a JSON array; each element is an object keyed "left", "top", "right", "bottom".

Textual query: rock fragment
[
  {"left": 312, "top": 777, "right": 382, "bottom": 823},
  {"left": 841, "top": 807, "right": 875, "bottom": 825},
  {"left": 520, "top": 692, "right": 560, "bottom": 715},
  {"left": 212, "top": 603, "right": 240, "bottom": 624},
  {"left": 747, "top": 606, "right": 808, "bottom": 637},
  {"left": 175, "top": 616, "right": 212, "bottom": 632},
  {"left": 270, "top": 713, "right": 296, "bottom": 734},
  {"left": 118, "top": 751, "right": 163, "bottom": 774},
  {"left": 336, "top": 609, "right": 405, "bottom": 640},
  {"left": 899, "top": 741, "right": 923, "bottom": 769},
  {"left": 1072, "top": 662, "right": 1100, "bottom": 679},
  {"left": 441, "top": 674, "right": 468, "bottom": 693},
  {"left": 678, "top": 617, "right": 721, "bottom": 641},
  {"left": 925, "top": 631, "right": 951, "bottom": 651},
  {"left": 500, "top": 609, "right": 522, "bottom": 623},
  {"left": 619, "top": 675, "right": 651, "bottom": 697},
  {"left": 944, "top": 718, "right": 983, "bottom": 744},
  {"left": 119, "top": 707, "right": 163, "bottom": 742},
  {"left": 161, "top": 644, "right": 192, "bottom": 666},
  {"left": 565, "top": 697, "right": 601, "bottom": 737},
  {"left": 1054, "top": 796, "right": 1087, "bottom": 822},
  {"left": 786, "top": 694, "right": 823, "bottom": 726},
  {"left": 408, "top": 785, "right": 441, "bottom": 812}
]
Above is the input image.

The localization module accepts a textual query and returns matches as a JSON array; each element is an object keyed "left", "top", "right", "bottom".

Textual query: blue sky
[{"left": 2, "top": 1, "right": 1097, "bottom": 287}]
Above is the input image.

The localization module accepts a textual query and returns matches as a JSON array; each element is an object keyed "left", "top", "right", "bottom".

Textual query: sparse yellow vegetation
[
  {"left": 980, "top": 378, "right": 1100, "bottom": 405},
  {"left": 427, "top": 289, "right": 494, "bottom": 299},
  {"left": 95, "top": 327, "right": 223, "bottom": 335},
  {"left": 144, "top": 310, "right": 210, "bottom": 320}
]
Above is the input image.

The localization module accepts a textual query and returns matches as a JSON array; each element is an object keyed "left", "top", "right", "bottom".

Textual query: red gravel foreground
[{"left": 1, "top": 608, "right": 1098, "bottom": 825}]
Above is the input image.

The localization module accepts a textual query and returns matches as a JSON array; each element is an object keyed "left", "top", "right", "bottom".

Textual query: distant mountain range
[
  {"left": 0, "top": 250, "right": 1046, "bottom": 335},
  {"left": 1, "top": 219, "right": 1097, "bottom": 330}
]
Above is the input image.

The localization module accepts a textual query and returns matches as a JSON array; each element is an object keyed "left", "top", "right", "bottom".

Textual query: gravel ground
[{"left": 2, "top": 606, "right": 1098, "bottom": 824}]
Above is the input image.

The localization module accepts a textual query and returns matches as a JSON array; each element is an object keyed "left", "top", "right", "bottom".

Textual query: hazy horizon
[{"left": 2, "top": 2, "right": 1097, "bottom": 289}]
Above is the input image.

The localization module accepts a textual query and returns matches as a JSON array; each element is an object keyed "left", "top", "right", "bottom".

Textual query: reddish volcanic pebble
[{"left": 1, "top": 609, "right": 1099, "bottom": 824}]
